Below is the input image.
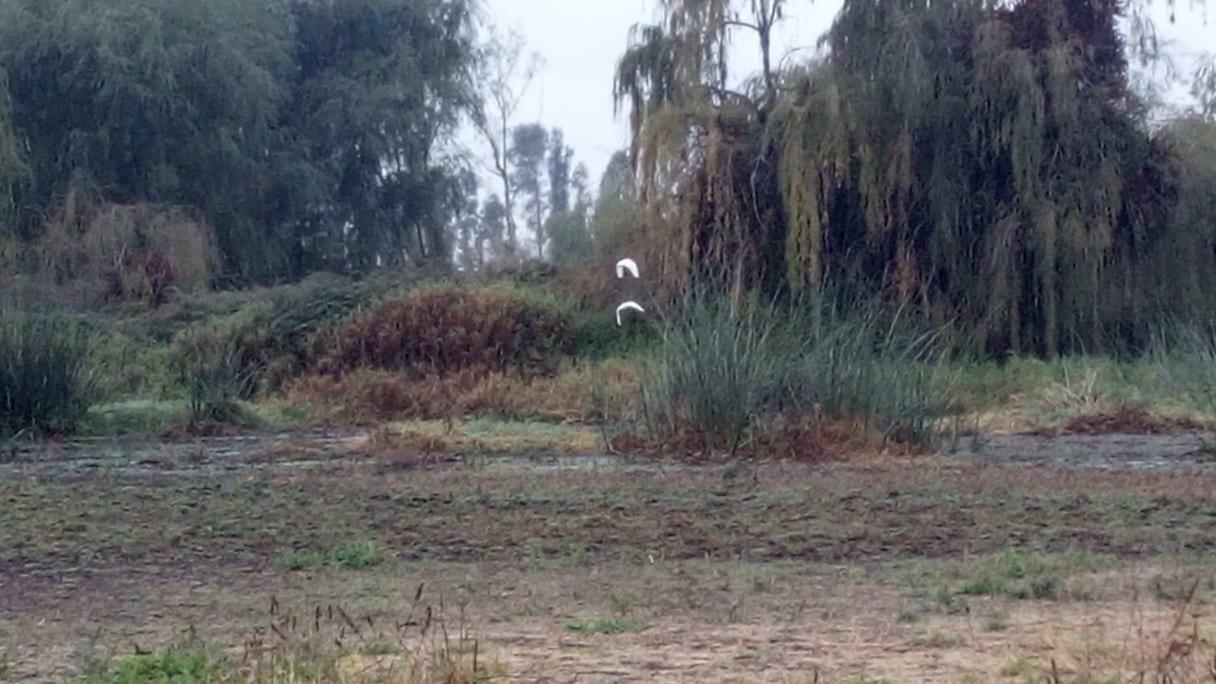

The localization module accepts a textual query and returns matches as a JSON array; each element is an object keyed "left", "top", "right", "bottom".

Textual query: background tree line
[{"left": 0, "top": 0, "right": 546, "bottom": 291}]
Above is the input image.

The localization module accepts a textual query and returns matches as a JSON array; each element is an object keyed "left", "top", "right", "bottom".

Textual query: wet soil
[{"left": 4, "top": 427, "right": 1216, "bottom": 681}]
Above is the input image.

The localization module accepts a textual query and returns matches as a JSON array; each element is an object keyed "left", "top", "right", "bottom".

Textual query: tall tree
[
  {"left": 469, "top": 28, "right": 540, "bottom": 257},
  {"left": 510, "top": 123, "right": 549, "bottom": 258},
  {"left": 547, "top": 129, "right": 574, "bottom": 214},
  {"left": 0, "top": 68, "right": 26, "bottom": 236},
  {"left": 286, "top": 0, "right": 476, "bottom": 273},
  {"left": 478, "top": 194, "right": 508, "bottom": 266},
  {"left": 547, "top": 161, "right": 595, "bottom": 265}
]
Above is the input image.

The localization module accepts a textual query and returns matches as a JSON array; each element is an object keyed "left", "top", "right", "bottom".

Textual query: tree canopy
[
  {"left": 0, "top": 0, "right": 476, "bottom": 284},
  {"left": 616, "top": 0, "right": 1216, "bottom": 355}
]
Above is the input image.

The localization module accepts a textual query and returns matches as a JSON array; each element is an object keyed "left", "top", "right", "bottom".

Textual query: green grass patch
[
  {"left": 274, "top": 540, "right": 385, "bottom": 572},
  {"left": 954, "top": 550, "right": 1111, "bottom": 601},
  {"left": 377, "top": 419, "right": 603, "bottom": 455},
  {"left": 565, "top": 617, "right": 648, "bottom": 635},
  {"left": 79, "top": 400, "right": 189, "bottom": 436},
  {"left": 81, "top": 644, "right": 227, "bottom": 684}
]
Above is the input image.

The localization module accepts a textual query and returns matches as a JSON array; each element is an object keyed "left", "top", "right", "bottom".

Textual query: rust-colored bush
[{"left": 314, "top": 286, "right": 574, "bottom": 378}]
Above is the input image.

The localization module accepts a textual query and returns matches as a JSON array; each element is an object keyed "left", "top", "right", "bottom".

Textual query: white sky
[{"left": 482, "top": 0, "right": 1213, "bottom": 187}]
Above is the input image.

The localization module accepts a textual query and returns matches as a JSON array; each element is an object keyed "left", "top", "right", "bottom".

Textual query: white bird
[
  {"left": 616, "top": 301, "right": 646, "bottom": 327},
  {"left": 615, "top": 258, "right": 640, "bottom": 280}
]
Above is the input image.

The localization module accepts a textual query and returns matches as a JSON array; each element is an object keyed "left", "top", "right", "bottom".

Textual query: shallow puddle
[
  {"left": 0, "top": 428, "right": 366, "bottom": 478},
  {"left": 4, "top": 428, "right": 1216, "bottom": 479},
  {"left": 951, "top": 432, "right": 1216, "bottom": 471}
]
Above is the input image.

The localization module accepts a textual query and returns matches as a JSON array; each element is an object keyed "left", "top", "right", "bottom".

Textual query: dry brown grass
[
  {"left": 285, "top": 360, "right": 641, "bottom": 426},
  {"left": 1040, "top": 407, "right": 1211, "bottom": 437},
  {"left": 361, "top": 420, "right": 604, "bottom": 459}
]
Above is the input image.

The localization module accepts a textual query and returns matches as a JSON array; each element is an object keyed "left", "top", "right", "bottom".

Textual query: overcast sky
[{"left": 481, "top": 0, "right": 1213, "bottom": 187}]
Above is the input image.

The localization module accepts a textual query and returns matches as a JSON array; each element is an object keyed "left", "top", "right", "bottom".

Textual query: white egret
[
  {"left": 615, "top": 258, "right": 640, "bottom": 280},
  {"left": 616, "top": 301, "right": 645, "bottom": 326}
]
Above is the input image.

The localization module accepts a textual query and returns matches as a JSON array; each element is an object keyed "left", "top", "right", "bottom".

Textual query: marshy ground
[{"left": 4, "top": 425, "right": 1216, "bottom": 682}]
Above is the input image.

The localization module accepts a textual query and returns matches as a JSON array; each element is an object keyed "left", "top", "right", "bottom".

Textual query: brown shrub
[
  {"left": 32, "top": 195, "right": 216, "bottom": 306},
  {"left": 313, "top": 286, "right": 574, "bottom": 378},
  {"left": 1039, "top": 406, "right": 1209, "bottom": 436}
]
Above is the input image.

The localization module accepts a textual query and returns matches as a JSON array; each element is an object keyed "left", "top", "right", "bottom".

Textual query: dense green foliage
[
  {"left": 0, "top": 0, "right": 475, "bottom": 284},
  {"left": 641, "top": 293, "right": 953, "bottom": 453},
  {"left": 616, "top": 0, "right": 1216, "bottom": 355},
  {"left": 0, "top": 311, "right": 94, "bottom": 436}
]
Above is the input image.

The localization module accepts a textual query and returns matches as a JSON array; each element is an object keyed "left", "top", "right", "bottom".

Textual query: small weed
[
  {"left": 360, "top": 642, "right": 401, "bottom": 657},
  {"left": 565, "top": 617, "right": 648, "bottom": 635},
  {"left": 330, "top": 540, "right": 382, "bottom": 569},
  {"left": 934, "top": 585, "right": 970, "bottom": 615},
  {"left": 896, "top": 610, "right": 924, "bottom": 624},
  {"left": 985, "top": 612, "right": 1011, "bottom": 632},
  {"left": 998, "top": 656, "right": 1038, "bottom": 678},
  {"left": 273, "top": 549, "right": 327, "bottom": 572}
]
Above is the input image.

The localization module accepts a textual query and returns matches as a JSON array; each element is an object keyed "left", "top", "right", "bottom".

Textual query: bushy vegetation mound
[
  {"left": 314, "top": 286, "right": 575, "bottom": 378},
  {"left": 0, "top": 311, "right": 94, "bottom": 437}
]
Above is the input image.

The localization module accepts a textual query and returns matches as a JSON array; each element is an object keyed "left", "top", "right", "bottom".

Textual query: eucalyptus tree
[
  {"left": 547, "top": 129, "right": 574, "bottom": 214},
  {"left": 510, "top": 123, "right": 550, "bottom": 258},
  {"left": 469, "top": 28, "right": 541, "bottom": 256},
  {"left": 547, "top": 162, "right": 595, "bottom": 265},
  {"left": 478, "top": 194, "right": 508, "bottom": 265}
]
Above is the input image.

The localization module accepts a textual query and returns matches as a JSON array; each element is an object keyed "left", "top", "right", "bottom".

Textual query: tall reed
[{"left": 0, "top": 310, "right": 95, "bottom": 436}]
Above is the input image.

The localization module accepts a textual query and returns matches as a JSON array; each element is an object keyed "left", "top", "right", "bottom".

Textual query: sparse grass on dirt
[{"left": 76, "top": 590, "right": 502, "bottom": 684}]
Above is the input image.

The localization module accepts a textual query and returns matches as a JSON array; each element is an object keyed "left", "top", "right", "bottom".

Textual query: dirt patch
[{"left": 6, "top": 434, "right": 1216, "bottom": 680}]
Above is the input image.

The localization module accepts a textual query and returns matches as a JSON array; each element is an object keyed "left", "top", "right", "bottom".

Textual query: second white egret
[{"left": 616, "top": 301, "right": 646, "bottom": 326}]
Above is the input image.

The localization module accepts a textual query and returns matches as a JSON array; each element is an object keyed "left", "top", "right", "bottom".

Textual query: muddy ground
[{"left": 2, "top": 430, "right": 1216, "bottom": 682}]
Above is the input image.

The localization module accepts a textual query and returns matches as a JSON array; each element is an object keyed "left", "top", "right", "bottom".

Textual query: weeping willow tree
[
  {"left": 618, "top": 0, "right": 1203, "bottom": 355},
  {"left": 614, "top": 0, "right": 790, "bottom": 297}
]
